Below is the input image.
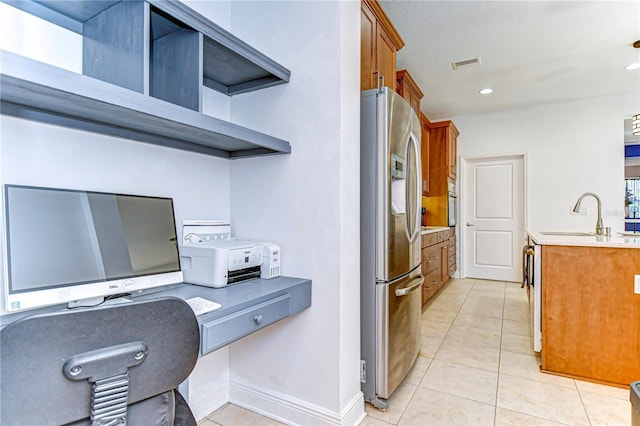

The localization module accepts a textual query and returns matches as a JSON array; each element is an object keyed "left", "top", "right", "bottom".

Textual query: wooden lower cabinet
[
  {"left": 421, "top": 228, "right": 455, "bottom": 305},
  {"left": 541, "top": 245, "right": 640, "bottom": 387}
]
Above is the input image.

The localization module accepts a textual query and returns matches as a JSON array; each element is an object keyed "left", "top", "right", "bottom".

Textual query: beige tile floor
[{"left": 198, "top": 278, "right": 633, "bottom": 426}]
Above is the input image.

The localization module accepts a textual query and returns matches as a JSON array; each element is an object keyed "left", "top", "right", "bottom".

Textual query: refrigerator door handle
[
  {"left": 395, "top": 276, "right": 424, "bottom": 297},
  {"left": 404, "top": 132, "right": 421, "bottom": 244}
]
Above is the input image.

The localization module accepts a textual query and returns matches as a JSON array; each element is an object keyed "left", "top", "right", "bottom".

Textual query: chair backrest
[{"left": 0, "top": 297, "right": 200, "bottom": 426}]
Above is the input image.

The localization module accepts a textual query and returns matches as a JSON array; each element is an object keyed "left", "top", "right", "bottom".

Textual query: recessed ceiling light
[{"left": 479, "top": 88, "right": 493, "bottom": 95}]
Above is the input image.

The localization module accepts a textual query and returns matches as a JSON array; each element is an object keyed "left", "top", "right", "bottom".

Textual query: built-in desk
[
  {"left": 0, "top": 277, "right": 312, "bottom": 356},
  {"left": 135, "top": 277, "right": 311, "bottom": 355}
]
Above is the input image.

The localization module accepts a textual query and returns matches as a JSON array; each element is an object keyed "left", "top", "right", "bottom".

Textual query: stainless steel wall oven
[{"left": 447, "top": 181, "right": 457, "bottom": 227}]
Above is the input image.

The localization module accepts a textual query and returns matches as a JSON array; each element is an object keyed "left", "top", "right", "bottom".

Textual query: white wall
[
  {"left": 454, "top": 92, "right": 639, "bottom": 234},
  {"left": 1, "top": 1, "right": 364, "bottom": 424},
  {"left": 0, "top": 2, "right": 235, "bottom": 420},
  {"left": 0, "top": 116, "right": 234, "bottom": 418},
  {"left": 225, "top": 1, "right": 363, "bottom": 424}
]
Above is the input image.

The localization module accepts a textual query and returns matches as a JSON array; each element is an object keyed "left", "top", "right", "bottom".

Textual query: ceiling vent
[{"left": 451, "top": 57, "right": 481, "bottom": 70}]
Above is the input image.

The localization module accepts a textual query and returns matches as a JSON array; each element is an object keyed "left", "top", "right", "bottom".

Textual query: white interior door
[{"left": 462, "top": 155, "right": 525, "bottom": 281}]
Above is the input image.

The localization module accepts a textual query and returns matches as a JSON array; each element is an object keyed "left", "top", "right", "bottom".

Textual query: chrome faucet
[{"left": 572, "top": 192, "right": 605, "bottom": 235}]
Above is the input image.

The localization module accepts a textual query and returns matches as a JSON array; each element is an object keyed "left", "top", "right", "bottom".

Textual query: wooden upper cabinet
[
  {"left": 360, "top": 4, "right": 376, "bottom": 91},
  {"left": 419, "top": 112, "right": 430, "bottom": 196},
  {"left": 422, "top": 119, "right": 459, "bottom": 225},
  {"left": 447, "top": 125, "right": 459, "bottom": 180},
  {"left": 396, "top": 69, "right": 424, "bottom": 114},
  {"left": 361, "top": 0, "right": 404, "bottom": 91},
  {"left": 429, "top": 120, "right": 459, "bottom": 182}
]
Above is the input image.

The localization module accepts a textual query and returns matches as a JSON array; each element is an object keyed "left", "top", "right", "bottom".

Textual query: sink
[{"left": 540, "top": 231, "right": 596, "bottom": 236}]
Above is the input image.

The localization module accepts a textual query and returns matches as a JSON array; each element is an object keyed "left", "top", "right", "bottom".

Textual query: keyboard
[{"left": 185, "top": 297, "right": 222, "bottom": 316}]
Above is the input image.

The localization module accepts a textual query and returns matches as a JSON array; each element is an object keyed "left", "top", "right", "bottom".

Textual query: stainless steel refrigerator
[{"left": 361, "top": 87, "right": 423, "bottom": 410}]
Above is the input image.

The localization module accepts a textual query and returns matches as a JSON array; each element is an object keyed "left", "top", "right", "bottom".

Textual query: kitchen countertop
[
  {"left": 421, "top": 226, "right": 450, "bottom": 235},
  {"left": 527, "top": 230, "right": 640, "bottom": 248}
]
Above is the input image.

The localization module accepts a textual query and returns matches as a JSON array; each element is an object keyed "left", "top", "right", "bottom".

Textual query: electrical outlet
[
  {"left": 635, "top": 275, "right": 640, "bottom": 295},
  {"left": 570, "top": 205, "right": 588, "bottom": 215}
]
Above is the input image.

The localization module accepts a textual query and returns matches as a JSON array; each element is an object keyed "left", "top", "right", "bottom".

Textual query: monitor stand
[{"left": 67, "top": 296, "right": 105, "bottom": 309}]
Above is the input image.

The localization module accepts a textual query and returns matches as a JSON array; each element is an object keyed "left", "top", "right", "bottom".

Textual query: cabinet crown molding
[
  {"left": 396, "top": 69, "right": 424, "bottom": 99},
  {"left": 426, "top": 120, "right": 460, "bottom": 136},
  {"left": 362, "top": 0, "right": 405, "bottom": 50}
]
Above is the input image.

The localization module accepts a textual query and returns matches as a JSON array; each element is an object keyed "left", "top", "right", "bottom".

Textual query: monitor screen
[{"left": 3, "top": 185, "right": 182, "bottom": 313}]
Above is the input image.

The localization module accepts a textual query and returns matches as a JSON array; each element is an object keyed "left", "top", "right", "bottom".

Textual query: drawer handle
[{"left": 254, "top": 314, "right": 263, "bottom": 324}]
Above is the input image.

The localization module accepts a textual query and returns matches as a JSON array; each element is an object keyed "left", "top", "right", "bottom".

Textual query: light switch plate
[{"left": 635, "top": 275, "right": 640, "bottom": 295}]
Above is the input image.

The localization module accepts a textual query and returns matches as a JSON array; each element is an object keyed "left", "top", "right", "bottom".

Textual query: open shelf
[
  {"left": 0, "top": 51, "right": 291, "bottom": 159},
  {"left": 3, "top": 0, "right": 291, "bottom": 96},
  {"left": 149, "top": 6, "right": 202, "bottom": 111}
]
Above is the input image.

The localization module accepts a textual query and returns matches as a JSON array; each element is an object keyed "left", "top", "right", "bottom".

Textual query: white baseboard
[
  {"left": 189, "top": 381, "right": 229, "bottom": 422},
  {"left": 339, "top": 392, "right": 367, "bottom": 426},
  {"left": 230, "top": 380, "right": 365, "bottom": 425}
]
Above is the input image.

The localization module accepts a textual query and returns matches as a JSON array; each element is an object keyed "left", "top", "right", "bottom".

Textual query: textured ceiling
[{"left": 380, "top": 1, "right": 640, "bottom": 121}]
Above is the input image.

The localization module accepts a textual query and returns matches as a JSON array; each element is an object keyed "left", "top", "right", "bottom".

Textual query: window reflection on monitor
[{"left": 3, "top": 185, "right": 182, "bottom": 313}]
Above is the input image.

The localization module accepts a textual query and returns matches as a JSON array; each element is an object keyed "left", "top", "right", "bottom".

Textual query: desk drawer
[{"left": 201, "top": 294, "right": 290, "bottom": 354}]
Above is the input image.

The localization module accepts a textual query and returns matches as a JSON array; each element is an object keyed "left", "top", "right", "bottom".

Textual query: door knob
[{"left": 466, "top": 223, "right": 475, "bottom": 227}]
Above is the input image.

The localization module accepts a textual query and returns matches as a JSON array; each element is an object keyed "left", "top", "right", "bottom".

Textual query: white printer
[
  {"left": 179, "top": 239, "right": 281, "bottom": 288},
  {"left": 178, "top": 220, "right": 281, "bottom": 288}
]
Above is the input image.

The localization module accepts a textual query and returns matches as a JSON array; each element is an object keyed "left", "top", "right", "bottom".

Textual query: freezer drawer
[{"left": 376, "top": 272, "right": 422, "bottom": 398}]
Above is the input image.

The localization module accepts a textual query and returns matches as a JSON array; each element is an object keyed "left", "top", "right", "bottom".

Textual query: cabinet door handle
[
  {"left": 373, "top": 71, "right": 384, "bottom": 91},
  {"left": 466, "top": 223, "right": 474, "bottom": 227},
  {"left": 254, "top": 315, "right": 263, "bottom": 324}
]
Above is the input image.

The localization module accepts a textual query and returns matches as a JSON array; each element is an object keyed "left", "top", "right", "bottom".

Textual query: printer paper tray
[{"left": 228, "top": 266, "right": 261, "bottom": 284}]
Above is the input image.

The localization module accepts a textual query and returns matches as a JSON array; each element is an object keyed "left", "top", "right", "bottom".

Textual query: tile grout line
[
  {"left": 493, "top": 284, "right": 507, "bottom": 426},
  {"left": 394, "top": 279, "right": 478, "bottom": 424},
  {"left": 399, "top": 279, "right": 475, "bottom": 425},
  {"left": 575, "top": 383, "right": 595, "bottom": 426}
]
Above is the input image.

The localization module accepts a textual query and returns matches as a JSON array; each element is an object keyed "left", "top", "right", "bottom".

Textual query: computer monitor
[{"left": 3, "top": 185, "right": 183, "bottom": 313}]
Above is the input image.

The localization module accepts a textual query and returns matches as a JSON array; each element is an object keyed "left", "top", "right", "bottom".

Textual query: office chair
[{"left": 0, "top": 297, "right": 200, "bottom": 426}]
